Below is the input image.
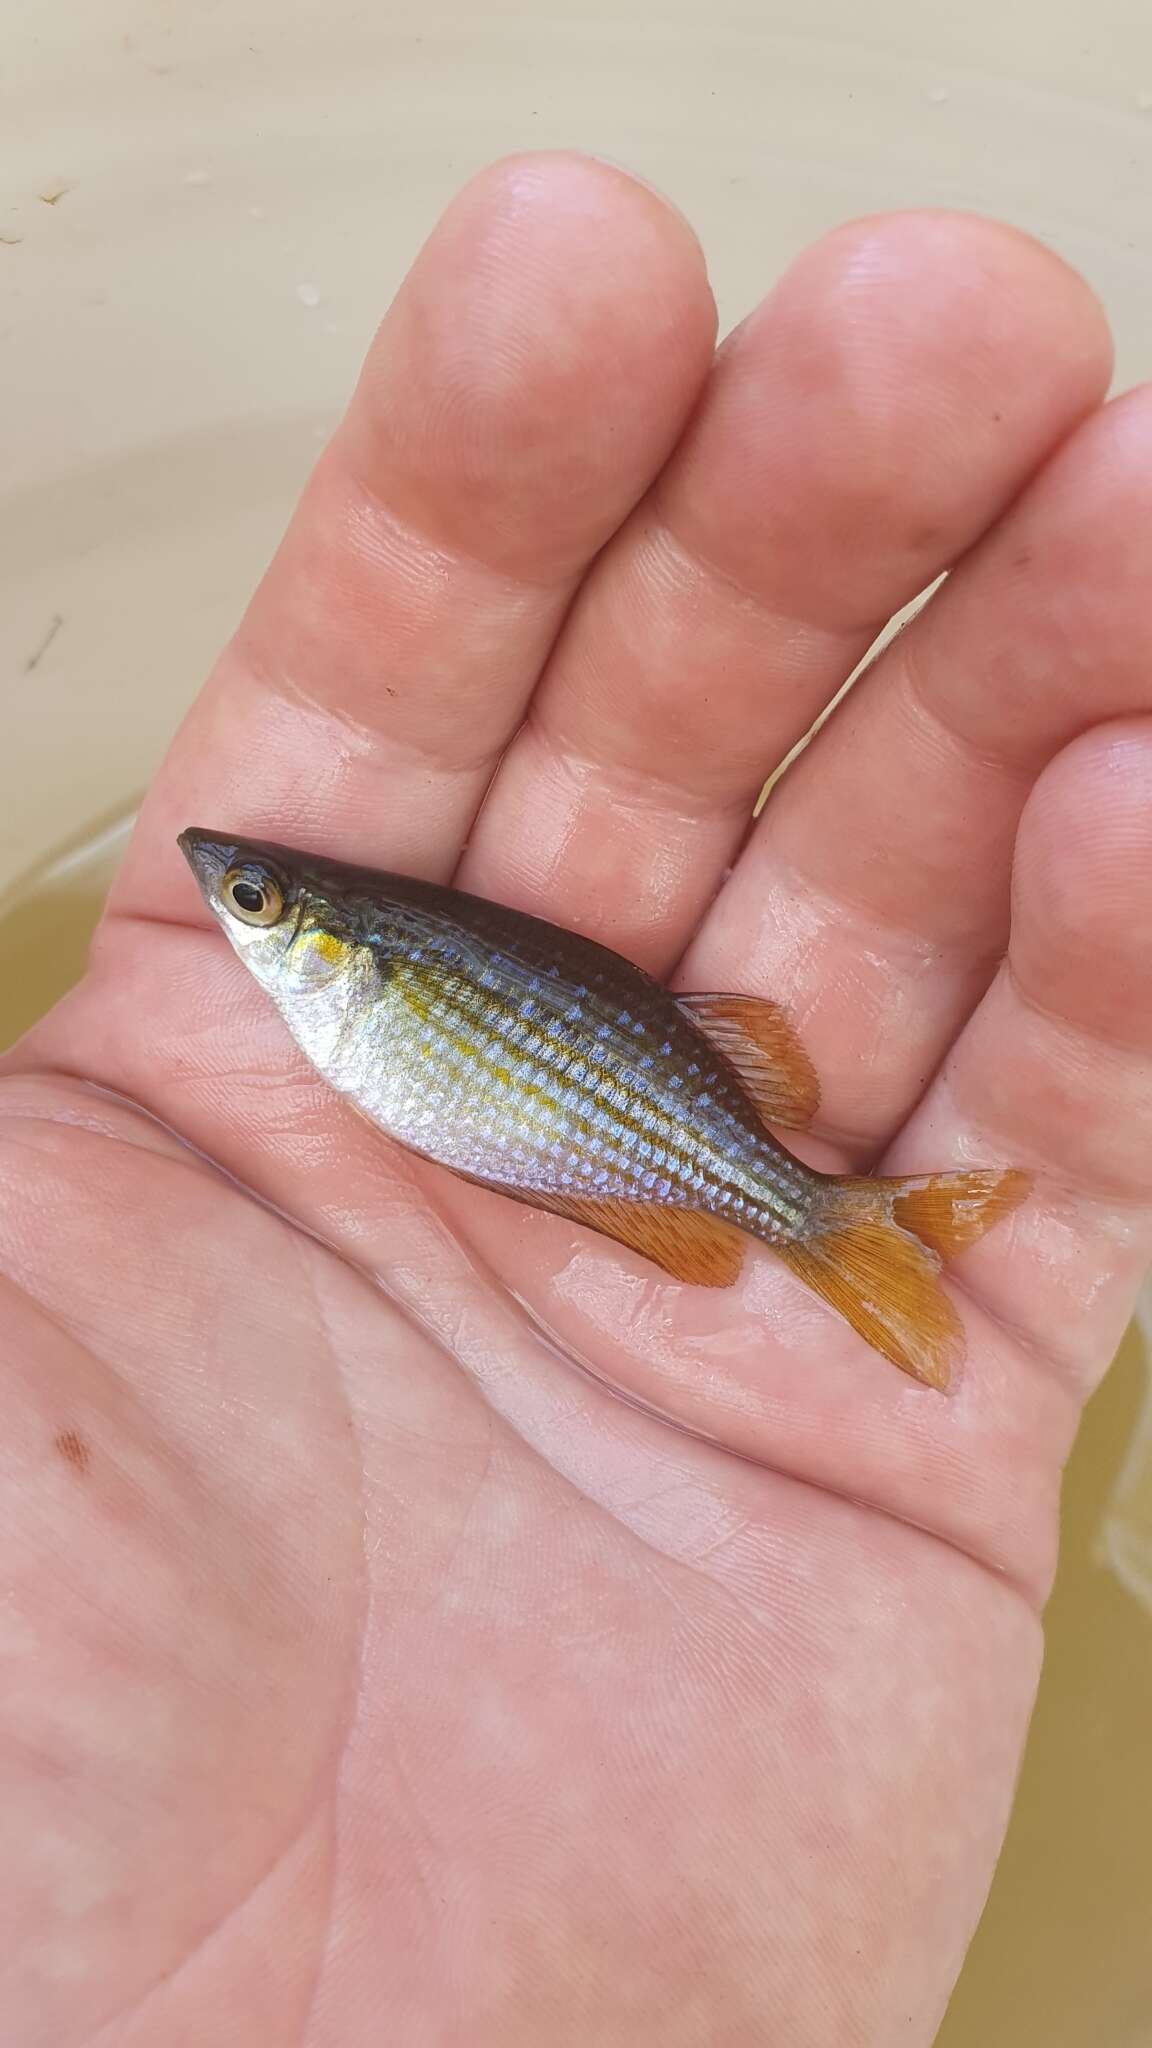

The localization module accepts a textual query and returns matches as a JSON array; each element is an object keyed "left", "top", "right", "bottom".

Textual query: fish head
[{"left": 178, "top": 827, "right": 372, "bottom": 1002}]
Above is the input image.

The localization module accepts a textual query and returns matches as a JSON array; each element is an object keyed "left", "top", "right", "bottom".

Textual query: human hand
[{"left": 4, "top": 154, "right": 1146, "bottom": 2045}]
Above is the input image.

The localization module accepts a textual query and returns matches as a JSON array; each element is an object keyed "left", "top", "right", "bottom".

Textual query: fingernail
[{"left": 580, "top": 152, "right": 703, "bottom": 246}]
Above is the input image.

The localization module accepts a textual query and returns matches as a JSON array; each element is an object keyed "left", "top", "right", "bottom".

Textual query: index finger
[{"left": 111, "top": 153, "right": 716, "bottom": 923}]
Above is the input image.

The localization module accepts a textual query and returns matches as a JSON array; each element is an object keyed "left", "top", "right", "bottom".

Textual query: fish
[{"left": 178, "top": 829, "right": 1031, "bottom": 1389}]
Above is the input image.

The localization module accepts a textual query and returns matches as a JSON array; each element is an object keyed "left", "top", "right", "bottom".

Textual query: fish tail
[{"left": 777, "top": 1167, "right": 1031, "bottom": 1389}]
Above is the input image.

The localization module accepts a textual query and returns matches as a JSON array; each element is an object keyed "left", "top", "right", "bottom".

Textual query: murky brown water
[{"left": 2, "top": 817, "right": 1150, "bottom": 2045}]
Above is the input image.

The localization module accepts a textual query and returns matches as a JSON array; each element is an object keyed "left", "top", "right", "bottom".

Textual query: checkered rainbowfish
[{"left": 179, "top": 829, "right": 1030, "bottom": 1388}]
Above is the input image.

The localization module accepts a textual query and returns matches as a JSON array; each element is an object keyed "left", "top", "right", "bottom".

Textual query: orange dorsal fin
[
  {"left": 527, "top": 1191, "right": 745, "bottom": 1288},
  {"left": 676, "top": 992, "right": 820, "bottom": 1130}
]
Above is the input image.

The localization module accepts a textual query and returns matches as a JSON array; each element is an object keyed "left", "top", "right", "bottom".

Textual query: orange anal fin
[
  {"left": 676, "top": 992, "right": 820, "bottom": 1130},
  {"left": 524, "top": 1191, "right": 746, "bottom": 1289},
  {"left": 778, "top": 1220, "right": 962, "bottom": 1390}
]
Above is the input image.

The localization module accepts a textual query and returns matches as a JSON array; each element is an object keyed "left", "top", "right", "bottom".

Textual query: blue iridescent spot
[
  {"left": 687, "top": 1061, "right": 700, "bottom": 1077},
  {"left": 632, "top": 1020, "right": 644, "bottom": 1036},
  {"left": 638, "top": 1053, "right": 654, "bottom": 1069},
  {"left": 618, "top": 1011, "right": 631, "bottom": 1028}
]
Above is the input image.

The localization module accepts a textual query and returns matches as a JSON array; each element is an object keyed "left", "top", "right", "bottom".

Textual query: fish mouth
[{"left": 177, "top": 827, "right": 239, "bottom": 905}]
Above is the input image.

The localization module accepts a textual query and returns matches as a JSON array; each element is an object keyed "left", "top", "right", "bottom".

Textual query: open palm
[{"left": 5, "top": 156, "right": 1150, "bottom": 2046}]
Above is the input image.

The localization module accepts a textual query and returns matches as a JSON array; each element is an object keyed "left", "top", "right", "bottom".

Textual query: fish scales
[{"left": 355, "top": 944, "right": 812, "bottom": 1239}]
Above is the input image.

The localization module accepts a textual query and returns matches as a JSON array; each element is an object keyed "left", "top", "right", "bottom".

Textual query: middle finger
[{"left": 460, "top": 212, "right": 1110, "bottom": 969}]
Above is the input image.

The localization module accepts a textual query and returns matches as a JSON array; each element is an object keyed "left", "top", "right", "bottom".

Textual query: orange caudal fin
[
  {"left": 879, "top": 1168, "right": 1033, "bottom": 1259},
  {"left": 777, "top": 1167, "right": 1031, "bottom": 1389}
]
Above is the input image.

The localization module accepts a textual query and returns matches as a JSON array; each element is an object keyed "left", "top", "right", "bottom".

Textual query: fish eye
[{"left": 222, "top": 866, "right": 285, "bottom": 927}]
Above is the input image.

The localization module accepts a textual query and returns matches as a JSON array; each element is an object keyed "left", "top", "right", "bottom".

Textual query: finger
[
  {"left": 885, "top": 719, "right": 1152, "bottom": 1392},
  {"left": 686, "top": 383, "right": 1151, "bottom": 1157},
  {"left": 112, "top": 154, "right": 716, "bottom": 923},
  {"left": 459, "top": 213, "right": 1111, "bottom": 967}
]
